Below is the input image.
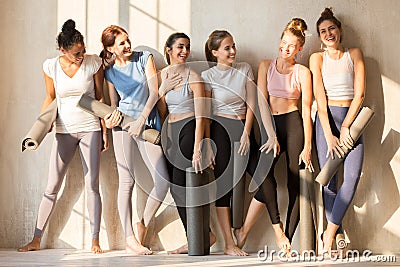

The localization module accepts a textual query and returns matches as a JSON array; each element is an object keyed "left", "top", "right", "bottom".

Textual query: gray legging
[
  {"left": 34, "top": 131, "right": 102, "bottom": 239},
  {"left": 112, "top": 127, "right": 170, "bottom": 238},
  {"left": 315, "top": 106, "right": 364, "bottom": 228}
]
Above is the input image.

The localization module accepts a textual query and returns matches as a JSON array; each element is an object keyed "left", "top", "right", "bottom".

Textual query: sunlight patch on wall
[{"left": 382, "top": 75, "right": 400, "bottom": 142}]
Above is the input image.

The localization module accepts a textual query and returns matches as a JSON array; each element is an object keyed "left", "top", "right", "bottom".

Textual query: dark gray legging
[
  {"left": 254, "top": 110, "right": 303, "bottom": 241},
  {"left": 34, "top": 131, "right": 102, "bottom": 239},
  {"left": 315, "top": 106, "right": 364, "bottom": 229}
]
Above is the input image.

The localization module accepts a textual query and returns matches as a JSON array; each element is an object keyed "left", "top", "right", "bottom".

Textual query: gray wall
[{"left": 0, "top": 0, "right": 399, "bottom": 254}]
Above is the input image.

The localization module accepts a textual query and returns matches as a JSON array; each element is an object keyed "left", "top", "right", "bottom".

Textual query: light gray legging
[
  {"left": 112, "top": 127, "right": 169, "bottom": 238},
  {"left": 34, "top": 131, "right": 102, "bottom": 239}
]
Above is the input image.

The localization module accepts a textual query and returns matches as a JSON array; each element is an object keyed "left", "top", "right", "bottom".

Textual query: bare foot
[
  {"left": 135, "top": 220, "right": 148, "bottom": 245},
  {"left": 210, "top": 232, "right": 217, "bottom": 247},
  {"left": 336, "top": 233, "right": 347, "bottom": 259},
  {"left": 17, "top": 237, "right": 41, "bottom": 252},
  {"left": 224, "top": 245, "right": 248, "bottom": 256},
  {"left": 126, "top": 236, "right": 152, "bottom": 255},
  {"left": 91, "top": 238, "right": 103, "bottom": 254},
  {"left": 233, "top": 228, "right": 247, "bottom": 249},
  {"left": 167, "top": 243, "right": 188, "bottom": 254},
  {"left": 321, "top": 231, "right": 334, "bottom": 257},
  {"left": 273, "top": 222, "right": 291, "bottom": 256}
]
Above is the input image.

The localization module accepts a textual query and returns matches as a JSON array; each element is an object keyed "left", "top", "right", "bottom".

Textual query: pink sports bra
[{"left": 267, "top": 59, "right": 301, "bottom": 100}]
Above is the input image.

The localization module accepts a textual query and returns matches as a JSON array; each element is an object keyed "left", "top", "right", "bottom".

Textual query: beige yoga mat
[
  {"left": 299, "top": 169, "right": 315, "bottom": 252},
  {"left": 22, "top": 100, "right": 57, "bottom": 151},
  {"left": 77, "top": 94, "right": 161, "bottom": 145},
  {"left": 315, "top": 107, "right": 374, "bottom": 186}
]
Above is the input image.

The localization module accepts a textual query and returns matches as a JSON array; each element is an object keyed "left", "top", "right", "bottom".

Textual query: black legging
[
  {"left": 254, "top": 110, "right": 304, "bottom": 241},
  {"left": 164, "top": 117, "right": 196, "bottom": 234},
  {"left": 211, "top": 116, "right": 258, "bottom": 207}
]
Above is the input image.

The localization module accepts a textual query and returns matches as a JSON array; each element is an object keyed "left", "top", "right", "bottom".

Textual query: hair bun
[
  {"left": 62, "top": 19, "right": 76, "bottom": 33},
  {"left": 321, "top": 7, "right": 334, "bottom": 17},
  {"left": 288, "top": 18, "right": 308, "bottom": 33}
]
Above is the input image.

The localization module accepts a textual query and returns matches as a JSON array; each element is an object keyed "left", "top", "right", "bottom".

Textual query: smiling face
[
  {"left": 318, "top": 19, "right": 342, "bottom": 48},
  {"left": 108, "top": 33, "right": 132, "bottom": 59},
  {"left": 279, "top": 31, "right": 303, "bottom": 59},
  {"left": 61, "top": 42, "right": 86, "bottom": 64},
  {"left": 212, "top": 36, "right": 236, "bottom": 66},
  {"left": 167, "top": 37, "right": 190, "bottom": 65}
]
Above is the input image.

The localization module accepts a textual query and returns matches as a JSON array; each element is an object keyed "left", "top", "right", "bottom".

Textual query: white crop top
[
  {"left": 43, "top": 54, "right": 102, "bottom": 133},
  {"left": 322, "top": 49, "right": 354, "bottom": 100},
  {"left": 165, "top": 68, "right": 194, "bottom": 114},
  {"left": 201, "top": 62, "right": 254, "bottom": 116}
]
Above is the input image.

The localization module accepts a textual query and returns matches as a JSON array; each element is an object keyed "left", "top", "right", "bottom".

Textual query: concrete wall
[{"left": 0, "top": 0, "right": 399, "bottom": 254}]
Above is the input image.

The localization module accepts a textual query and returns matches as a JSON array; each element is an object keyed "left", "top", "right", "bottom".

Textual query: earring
[{"left": 320, "top": 42, "right": 326, "bottom": 51}]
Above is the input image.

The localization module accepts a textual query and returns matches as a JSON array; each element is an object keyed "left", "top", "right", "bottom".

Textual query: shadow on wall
[{"left": 346, "top": 56, "right": 400, "bottom": 252}]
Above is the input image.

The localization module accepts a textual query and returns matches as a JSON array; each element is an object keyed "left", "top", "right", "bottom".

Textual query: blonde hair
[{"left": 281, "top": 18, "right": 308, "bottom": 46}]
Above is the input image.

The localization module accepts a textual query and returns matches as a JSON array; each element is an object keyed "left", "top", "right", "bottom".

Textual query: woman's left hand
[
  {"left": 298, "top": 148, "right": 314, "bottom": 172},
  {"left": 101, "top": 131, "right": 109, "bottom": 152},
  {"left": 123, "top": 115, "right": 146, "bottom": 137},
  {"left": 238, "top": 130, "right": 250, "bottom": 156},
  {"left": 339, "top": 126, "right": 354, "bottom": 150},
  {"left": 192, "top": 149, "right": 203, "bottom": 174}
]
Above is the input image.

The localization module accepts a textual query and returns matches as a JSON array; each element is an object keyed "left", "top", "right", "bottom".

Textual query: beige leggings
[
  {"left": 112, "top": 127, "right": 170, "bottom": 238},
  {"left": 34, "top": 131, "right": 102, "bottom": 239}
]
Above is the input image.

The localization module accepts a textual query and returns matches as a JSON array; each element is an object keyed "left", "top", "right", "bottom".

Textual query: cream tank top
[{"left": 322, "top": 49, "right": 354, "bottom": 100}]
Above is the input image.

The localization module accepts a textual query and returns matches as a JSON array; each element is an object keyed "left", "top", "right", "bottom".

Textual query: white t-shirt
[
  {"left": 201, "top": 62, "right": 254, "bottom": 116},
  {"left": 43, "top": 54, "right": 102, "bottom": 133}
]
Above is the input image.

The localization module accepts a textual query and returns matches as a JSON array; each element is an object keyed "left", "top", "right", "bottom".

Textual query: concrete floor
[{"left": 0, "top": 249, "right": 398, "bottom": 267}]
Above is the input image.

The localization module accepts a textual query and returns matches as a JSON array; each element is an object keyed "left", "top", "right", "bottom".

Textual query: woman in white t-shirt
[
  {"left": 202, "top": 30, "right": 277, "bottom": 256},
  {"left": 17, "top": 19, "right": 108, "bottom": 254}
]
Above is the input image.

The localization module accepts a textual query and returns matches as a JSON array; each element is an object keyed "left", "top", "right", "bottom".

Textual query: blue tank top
[{"left": 105, "top": 51, "right": 160, "bottom": 130}]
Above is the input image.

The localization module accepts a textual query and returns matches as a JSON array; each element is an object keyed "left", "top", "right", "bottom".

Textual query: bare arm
[
  {"left": 299, "top": 65, "right": 314, "bottom": 171},
  {"left": 141, "top": 55, "right": 159, "bottom": 120},
  {"left": 310, "top": 52, "right": 341, "bottom": 159},
  {"left": 93, "top": 67, "right": 109, "bottom": 151},
  {"left": 191, "top": 74, "right": 206, "bottom": 172},
  {"left": 257, "top": 60, "right": 279, "bottom": 156},
  {"left": 342, "top": 48, "right": 365, "bottom": 127},
  {"left": 41, "top": 72, "right": 56, "bottom": 112}
]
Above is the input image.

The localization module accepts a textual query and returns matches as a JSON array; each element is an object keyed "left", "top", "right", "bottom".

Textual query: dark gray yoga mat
[
  {"left": 186, "top": 167, "right": 210, "bottom": 256},
  {"left": 315, "top": 107, "right": 374, "bottom": 186},
  {"left": 231, "top": 142, "right": 248, "bottom": 229},
  {"left": 299, "top": 169, "right": 315, "bottom": 252},
  {"left": 22, "top": 100, "right": 57, "bottom": 151},
  {"left": 77, "top": 94, "right": 161, "bottom": 144}
]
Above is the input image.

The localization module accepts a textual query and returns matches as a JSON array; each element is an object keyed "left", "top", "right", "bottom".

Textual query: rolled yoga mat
[
  {"left": 231, "top": 141, "right": 249, "bottom": 229},
  {"left": 77, "top": 94, "right": 161, "bottom": 144},
  {"left": 22, "top": 100, "right": 57, "bottom": 151},
  {"left": 315, "top": 107, "right": 374, "bottom": 186},
  {"left": 299, "top": 169, "right": 315, "bottom": 252},
  {"left": 186, "top": 167, "right": 210, "bottom": 256}
]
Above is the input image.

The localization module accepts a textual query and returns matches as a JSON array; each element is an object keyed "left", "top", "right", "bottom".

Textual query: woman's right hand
[
  {"left": 159, "top": 71, "right": 182, "bottom": 96},
  {"left": 104, "top": 109, "right": 122, "bottom": 129},
  {"left": 325, "top": 134, "right": 345, "bottom": 159},
  {"left": 259, "top": 136, "right": 280, "bottom": 158}
]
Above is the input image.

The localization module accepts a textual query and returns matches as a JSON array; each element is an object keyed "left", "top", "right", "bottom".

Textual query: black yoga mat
[
  {"left": 315, "top": 107, "right": 374, "bottom": 186},
  {"left": 231, "top": 142, "right": 248, "bottom": 229},
  {"left": 186, "top": 167, "right": 210, "bottom": 256},
  {"left": 22, "top": 100, "right": 57, "bottom": 151}
]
